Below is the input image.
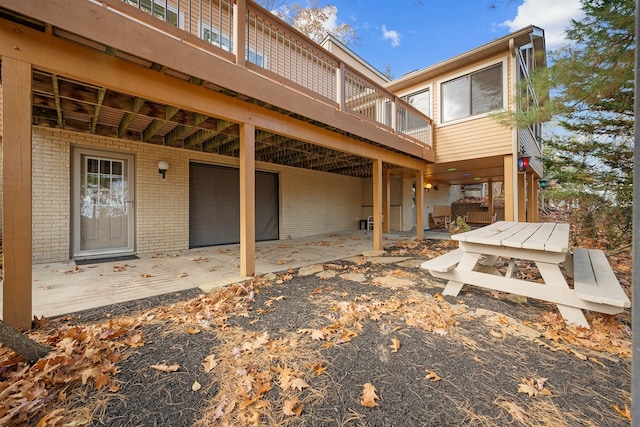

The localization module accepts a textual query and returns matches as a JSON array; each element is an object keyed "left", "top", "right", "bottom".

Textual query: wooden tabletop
[{"left": 452, "top": 221, "right": 570, "bottom": 253}]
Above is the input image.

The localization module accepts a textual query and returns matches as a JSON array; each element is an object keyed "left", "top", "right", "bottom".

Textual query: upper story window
[
  {"left": 402, "top": 88, "right": 431, "bottom": 118},
  {"left": 201, "top": 24, "right": 265, "bottom": 67},
  {"left": 125, "top": 0, "right": 180, "bottom": 28},
  {"left": 441, "top": 63, "right": 503, "bottom": 123}
]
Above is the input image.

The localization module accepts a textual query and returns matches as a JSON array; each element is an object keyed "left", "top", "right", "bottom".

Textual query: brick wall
[{"left": 24, "top": 127, "right": 366, "bottom": 263}]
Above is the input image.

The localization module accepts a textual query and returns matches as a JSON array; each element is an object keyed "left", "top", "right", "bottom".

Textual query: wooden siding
[
  {"left": 434, "top": 117, "right": 512, "bottom": 163},
  {"left": 518, "top": 128, "right": 543, "bottom": 176},
  {"left": 394, "top": 52, "right": 513, "bottom": 165}
]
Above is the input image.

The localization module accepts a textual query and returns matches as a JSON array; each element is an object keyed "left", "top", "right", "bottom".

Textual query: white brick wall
[{"left": 24, "top": 127, "right": 367, "bottom": 263}]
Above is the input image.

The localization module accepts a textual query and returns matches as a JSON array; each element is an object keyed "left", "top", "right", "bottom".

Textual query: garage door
[{"left": 189, "top": 163, "right": 279, "bottom": 247}]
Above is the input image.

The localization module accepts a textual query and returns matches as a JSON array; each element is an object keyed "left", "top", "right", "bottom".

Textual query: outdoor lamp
[
  {"left": 517, "top": 156, "right": 530, "bottom": 172},
  {"left": 425, "top": 183, "right": 432, "bottom": 192},
  {"left": 158, "top": 160, "right": 169, "bottom": 179},
  {"left": 539, "top": 179, "right": 548, "bottom": 190}
]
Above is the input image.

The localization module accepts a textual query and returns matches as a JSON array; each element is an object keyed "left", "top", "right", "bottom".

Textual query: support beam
[
  {"left": 382, "top": 169, "right": 391, "bottom": 233},
  {"left": 90, "top": 87, "right": 107, "bottom": 133},
  {"left": 372, "top": 159, "right": 383, "bottom": 251},
  {"left": 117, "top": 96, "right": 145, "bottom": 138},
  {"left": 527, "top": 172, "right": 537, "bottom": 222},
  {"left": 415, "top": 172, "right": 424, "bottom": 241},
  {"left": 239, "top": 123, "right": 256, "bottom": 276},
  {"left": 487, "top": 180, "right": 494, "bottom": 220},
  {"left": 518, "top": 172, "right": 526, "bottom": 222},
  {"left": 2, "top": 58, "right": 33, "bottom": 330},
  {"left": 503, "top": 155, "right": 515, "bottom": 221}
]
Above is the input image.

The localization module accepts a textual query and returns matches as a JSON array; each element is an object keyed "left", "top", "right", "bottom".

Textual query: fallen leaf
[
  {"left": 311, "top": 362, "right": 327, "bottom": 376},
  {"left": 185, "top": 327, "right": 201, "bottom": 335},
  {"left": 612, "top": 404, "right": 631, "bottom": 420},
  {"left": 424, "top": 369, "right": 441, "bottom": 382},
  {"left": 202, "top": 354, "right": 219, "bottom": 372},
  {"left": 150, "top": 363, "right": 180, "bottom": 373},
  {"left": 290, "top": 377, "right": 309, "bottom": 392},
  {"left": 361, "top": 382, "right": 379, "bottom": 407},
  {"left": 390, "top": 337, "right": 401, "bottom": 352},
  {"left": 518, "top": 377, "right": 551, "bottom": 397},
  {"left": 192, "top": 380, "right": 201, "bottom": 391},
  {"left": 497, "top": 400, "right": 528, "bottom": 423},
  {"left": 283, "top": 397, "right": 303, "bottom": 416}
]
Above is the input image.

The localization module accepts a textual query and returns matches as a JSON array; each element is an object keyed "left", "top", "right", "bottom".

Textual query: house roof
[{"left": 386, "top": 25, "right": 546, "bottom": 92}]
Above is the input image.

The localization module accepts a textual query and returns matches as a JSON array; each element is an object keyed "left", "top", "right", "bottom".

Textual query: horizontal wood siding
[
  {"left": 396, "top": 52, "right": 514, "bottom": 164},
  {"left": 518, "top": 128, "right": 543, "bottom": 176},
  {"left": 435, "top": 117, "right": 512, "bottom": 163}
]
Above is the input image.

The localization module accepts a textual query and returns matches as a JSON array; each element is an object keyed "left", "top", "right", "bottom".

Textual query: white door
[{"left": 73, "top": 149, "right": 135, "bottom": 258}]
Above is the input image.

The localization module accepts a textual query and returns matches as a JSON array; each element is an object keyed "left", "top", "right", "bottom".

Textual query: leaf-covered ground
[{"left": 0, "top": 239, "right": 632, "bottom": 426}]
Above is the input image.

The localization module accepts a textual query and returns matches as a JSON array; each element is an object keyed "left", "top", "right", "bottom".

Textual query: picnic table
[{"left": 420, "top": 221, "right": 630, "bottom": 328}]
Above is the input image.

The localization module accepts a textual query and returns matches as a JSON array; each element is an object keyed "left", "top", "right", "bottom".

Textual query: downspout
[{"left": 509, "top": 38, "right": 520, "bottom": 221}]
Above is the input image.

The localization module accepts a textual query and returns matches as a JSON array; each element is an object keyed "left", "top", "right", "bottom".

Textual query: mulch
[{"left": 2, "top": 239, "right": 632, "bottom": 426}]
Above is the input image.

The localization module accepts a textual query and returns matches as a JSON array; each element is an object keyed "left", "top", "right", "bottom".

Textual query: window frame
[
  {"left": 438, "top": 60, "right": 507, "bottom": 126},
  {"left": 200, "top": 23, "right": 266, "bottom": 67}
]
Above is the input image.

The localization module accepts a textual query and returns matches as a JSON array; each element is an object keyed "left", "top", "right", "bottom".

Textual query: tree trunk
[{"left": 0, "top": 319, "right": 50, "bottom": 362}]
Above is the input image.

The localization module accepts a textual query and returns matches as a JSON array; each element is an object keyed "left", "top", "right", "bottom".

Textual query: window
[
  {"left": 125, "top": 0, "right": 180, "bottom": 27},
  {"left": 441, "top": 63, "right": 503, "bottom": 122},
  {"left": 402, "top": 88, "right": 430, "bottom": 117},
  {"left": 201, "top": 25, "right": 265, "bottom": 67},
  {"left": 202, "top": 26, "right": 233, "bottom": 52}
]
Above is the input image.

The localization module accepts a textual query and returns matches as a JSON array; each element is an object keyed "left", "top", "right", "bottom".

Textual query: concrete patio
[{"left": 0, "top": 230, "right": 451, "bottom": 319}]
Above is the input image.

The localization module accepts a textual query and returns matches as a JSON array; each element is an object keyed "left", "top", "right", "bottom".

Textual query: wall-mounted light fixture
[
  {"left": 539, "top": 179, "right": 548, "bottom": 190},
  {"left": 424, "top": 182, "right": 433, "bottom": 192},
  {"left": 158, "top": 160, "right": 169, "bottom": 179},
  {"left": 517, "top": 156, "right": 530, "bottom": 173},
  {"left": 433, "top": 184, "right": 439, "bottom": 191}
]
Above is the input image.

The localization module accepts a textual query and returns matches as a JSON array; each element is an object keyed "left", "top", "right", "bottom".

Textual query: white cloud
[
  {"left": 501, "top": 0, "right": 585, "bottom": 50},
  {"left": 382, "top": 25, "right": 401, "bottom": 48}
]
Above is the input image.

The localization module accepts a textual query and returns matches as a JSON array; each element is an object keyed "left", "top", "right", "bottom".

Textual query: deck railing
[{"left": 119, "top": 0, "right": 432, "bottom": 148}]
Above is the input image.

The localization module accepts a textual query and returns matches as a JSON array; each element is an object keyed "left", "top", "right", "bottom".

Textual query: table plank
[
  {"left": 544, "top": 223, "right": 570, "bottom": 252},
  {"left": 501, "top": 223, "right": 544, "bottom": 248},
  {"left": 520, "top": 222, "right": 555, "bottom": 250}
]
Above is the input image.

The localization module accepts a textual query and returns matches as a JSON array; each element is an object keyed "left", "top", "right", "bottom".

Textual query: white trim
[
  {"left": 436, "top": 58, "right": 508, "bottom": 127},
  {"left": 72, "top": 147, "right": 136, "bottom": 258}
]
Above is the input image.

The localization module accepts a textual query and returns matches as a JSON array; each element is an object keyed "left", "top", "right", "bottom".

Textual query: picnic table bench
[{"left": 420, "top": 221, "right": 630, "bottom": 328}]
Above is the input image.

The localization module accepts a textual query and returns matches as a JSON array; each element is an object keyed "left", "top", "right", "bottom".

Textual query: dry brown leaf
[
  {"left": 185, "top": 327, "right": 201, "bottom": 335},
  {"left": 361, "top": 382, "right": 379, "bottom": 407},
  {"left": 424, "top": 369, "right": 441, "bottom": 382},
  {"left": 497, "top": 400, "right": 528, "bottom": 423},
  {"left": 283, "top": 397, "right": 303, "bottom": 416},
  {"left": 311, "top": 362, "right": 327, "bottom": 376},
  {"left": 390, "top": 337, "right": 401, "bottom": 353},
  {"left": 612, "top": 404, "right": 631, "bottom": 420},
  {"left": 290, "top": 377, "right": 309, "bottom": 392},
  {"left": 202, "top": 354, "right": 218, "bottom": 373},
  {"left": 150, "top": 363, "right": 180, "bottom": 373},
  {"left": 518, "top": 377, "right": 551, "bottom": 397}
]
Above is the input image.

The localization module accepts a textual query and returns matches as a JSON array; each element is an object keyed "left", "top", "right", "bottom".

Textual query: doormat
[{"left": 74, "top": 255, "right": 140, "bottom": 265}]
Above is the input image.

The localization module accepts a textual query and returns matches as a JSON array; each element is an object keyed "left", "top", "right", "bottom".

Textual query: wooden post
[
  {"left": 503, "top": 155, "right": 515, "bottom": 221},
  {"left": 372, "top": 159, "right": 383, "bottom": 251},
  {"left": 415, "top": 171, "right": 424, "bottom": 240},
  {"left": 518, "top": 172, "right": 526, "bottom": 222},
  {"left": 233, "top": 0, "right": 247, "bottom": 67},
  {"left": 527, "top": 173, "right": 538, "bottom": 222},
  {"left": 239, "top": 123, "right": 255, "bottom": 276},
  {"left": 382, "top": 169, "right": 390, "bottom": 233},
  {"left": 2, "top": 58, "right": 33, "bottom": 330},
  {"left": 487, "top": 180, "right": 494, "bottom": 220}
]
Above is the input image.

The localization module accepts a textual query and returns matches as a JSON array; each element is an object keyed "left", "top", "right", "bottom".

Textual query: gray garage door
[{"left": 189, "top": 163, "right": 279, "bottom": 247}]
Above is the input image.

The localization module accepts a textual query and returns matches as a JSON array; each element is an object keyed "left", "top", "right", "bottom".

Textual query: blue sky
[{"left": 314, "top": 0, "right": 585, "bottom": 78}]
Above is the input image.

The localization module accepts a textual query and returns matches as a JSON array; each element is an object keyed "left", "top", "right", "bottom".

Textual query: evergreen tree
[{"left": 542, "top": 0, "right": 634, "bottom": 210}]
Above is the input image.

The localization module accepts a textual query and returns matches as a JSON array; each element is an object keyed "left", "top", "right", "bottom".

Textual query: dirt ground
[{"left": 0, "top": 239, "right": 632, "bottom": 426}]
